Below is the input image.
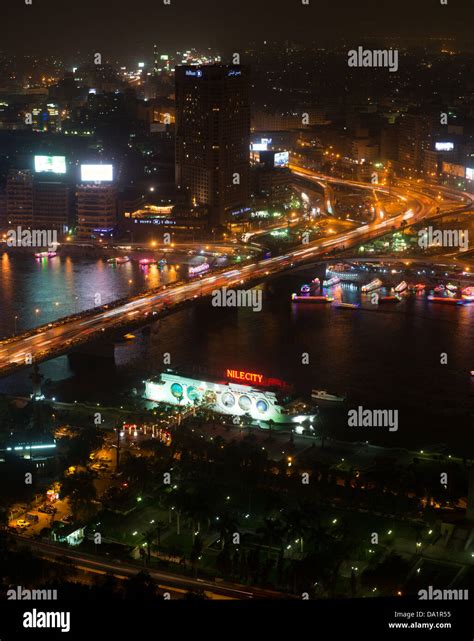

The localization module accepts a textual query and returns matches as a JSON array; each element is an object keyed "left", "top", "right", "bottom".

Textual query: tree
[
  {"left": 124, "top": 571, "right": 158, "bottom": 600},
  {"left": 66, "top": 428, "right": 104, "bottom": 467},
  {"left": 257, "top": 517, "right": 285, "bottom": 555},
  {"left": 60, "top": 471, "right": 97, "bottom": 520},
  {"left": 217, "top": 510, "right": 240, "bottom": 550},
  {"left": 121, "top": 453, "right": 151, "bottom": 494}
]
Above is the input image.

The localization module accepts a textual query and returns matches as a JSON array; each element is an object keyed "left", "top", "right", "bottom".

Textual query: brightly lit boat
[
  {"left": 35, "top": 251, "right": 57, "bottom": 259},
  {"left": 189, "top": 262, "right": 210, "bottom": 276},
  {"left": 461, "top": 286, "right": 474, "bottom": 301},
  {"left": 409, "top": 283, "right": 426, "bottom": 292},
  {"left": 144, "top": 371, "right": 317, "bottom": 426},
  {"left": 323, "top": 277, "right": 340, "bottom": 287},
  {"left": 311, "top": 390, "right": 346, "bottom": 402},
  {"left": 333, "top": 302, "right": 360, "bottom": 309},
  {"left": 393, "top": 281, "right": 407, "bottom": 293},
  {"left": 427, "top": 296, "right": 464, "bottom": 306},
  {"left": 108, "top": 256, "right": 130, "bottom": 265},
  {"left": 139, "top": 258, "right": 157, "bottom": 266},
  {"left": 361, "top": 278, "right": 382, "bottom": 293},
  {"left": 291, "top": 294, "right": 334, "bottom": 303}
]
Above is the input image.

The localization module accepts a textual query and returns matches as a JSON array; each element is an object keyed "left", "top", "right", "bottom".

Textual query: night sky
[{"left": 2, "top": 0, "right": 474, "bottom": 60}]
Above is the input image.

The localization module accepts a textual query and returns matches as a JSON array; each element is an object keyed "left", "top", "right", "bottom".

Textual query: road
[
  {"left": 0, "top": 167, "right": 470, "bottom": 378},
  {"left": 11, "top": 535, "right": 289, "bottom": 600}
]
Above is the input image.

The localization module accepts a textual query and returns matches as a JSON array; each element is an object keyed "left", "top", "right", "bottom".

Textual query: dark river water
[{"left": 1, "top": 254, "right": 473, "bottom": 454}]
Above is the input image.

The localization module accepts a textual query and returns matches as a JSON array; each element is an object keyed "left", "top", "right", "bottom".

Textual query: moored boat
[
  {"left": 427, "top": 296, "right": 464, "bottom": 305},
  {"left": 393, "top": 280, "right": 407, "bottom": 293},
  {"left": 291, "top": 294, "right": 334, "bottom": 303},
  {"left": 333, "top": 302, "right": 360, "bottom": 309},
  {"left": 361, "top": 278, "right": 382, "bottom": 293},
  {"left": 311, "top": 389, "right": 346, "bottom": 402}
]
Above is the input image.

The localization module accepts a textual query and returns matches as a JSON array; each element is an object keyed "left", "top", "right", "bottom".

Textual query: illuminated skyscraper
[{"left": 175, "top": 65, "right": 250, "bottom": 227}]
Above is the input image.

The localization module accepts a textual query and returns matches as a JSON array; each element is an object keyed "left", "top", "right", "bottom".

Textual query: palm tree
[
  {"left": 142, "top": 529, "right": 155, "bottom": 562},
  {"left": 257, "top": 517, "right": 285, "bottom": 555},
  {"left": 154, "top": 520, "right": 167, "bottom": 547}
]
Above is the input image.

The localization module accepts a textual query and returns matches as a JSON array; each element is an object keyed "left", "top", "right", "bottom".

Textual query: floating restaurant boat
[
  {"left": 291, "top": 294, "right": 334, "bottom": 303},
  {"left": 361, "top": 278, "right": 382, "bottom": 293},
  {"left": 323, "top": 277, "right": 341, "bottom": 287},
  {"left": 393, "top": 280, "right": 407, "bottom": 293},
  {"left": 379, "top": 296, "right": 400, "bottom": 304},
  {"left": 427, "top": 296, "right": 464, "bottom": 306},
  {"left": 333, "top": 302, "right": 360, "bottom": 309},
  {"left": 144, "top": 371, "right": 317, "bottom": 426},
  {"left": 34, "top": 251, "right": 57, "bottom": 259}
]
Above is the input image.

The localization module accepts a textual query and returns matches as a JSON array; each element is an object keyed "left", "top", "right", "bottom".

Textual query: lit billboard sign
[
  {"left": 252, "top": 143, "right": 268, "bottom": 151},
  {"left": 435, "top": 142, "right": 454, "bottom": 151},
  {"left": 34, "top": 155, "right": 66, "bottom": 174},
  {"left": 80, "top": 164, "right": 113, "bottom": 182},
  {"left": 274, "top": 151, "right": 289, "bottom": 167},
  {"left": 466, "top": 168, "right": 474, "bottom": 180},
  {"left": 185, "top": 69, "right": 202, "bottom": 77}
]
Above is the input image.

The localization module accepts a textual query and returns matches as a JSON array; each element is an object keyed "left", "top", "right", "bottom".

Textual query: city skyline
[{"left": 1, "top": 2, "right": 474, "bottom": 640}]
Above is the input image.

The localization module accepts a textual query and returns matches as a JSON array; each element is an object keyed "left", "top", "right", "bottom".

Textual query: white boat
[
  {"left": 361, "top": 278, "right": 382, "bottom": 293},
  {"left": 311, "top": 389, "right": 346, "bottom": 402},
  {"left": 144, "top": 372, "right": 317, "bottom": 425},
  {"left": 393, "top": 280, "right": 407, "bottom": 293}
]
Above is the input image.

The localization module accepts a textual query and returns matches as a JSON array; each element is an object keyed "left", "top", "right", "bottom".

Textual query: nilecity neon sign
[{"left": 226, "top": 369, "right": 264, "bottom": 384}]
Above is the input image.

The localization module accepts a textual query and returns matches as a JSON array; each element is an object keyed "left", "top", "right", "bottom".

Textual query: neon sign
[{"left": 226, "top": 369, "right": 264, "bottom": 384}]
